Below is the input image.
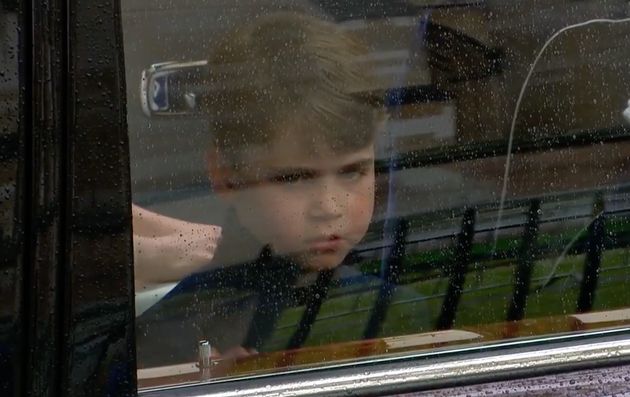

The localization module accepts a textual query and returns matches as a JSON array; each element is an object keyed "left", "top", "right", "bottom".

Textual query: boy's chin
[{"left": 297, "top": 252, "right": 346, "bottom": 272}]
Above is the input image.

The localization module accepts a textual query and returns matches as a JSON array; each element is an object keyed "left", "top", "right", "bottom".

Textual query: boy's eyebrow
[
  {"left": 265, "top": 168, "right": 320, "bottom": 182},
  {"left": 266, "top": 167, "right": 319, "bottom": 176},
  {"left": 338, "top": 158, "right": 374, "bottom": 172},
  {"left": 266, "top": 158, "right": 374, "bottom": 174}
]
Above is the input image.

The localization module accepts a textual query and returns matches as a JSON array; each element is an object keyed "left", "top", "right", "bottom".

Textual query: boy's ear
[{"left": 206, "top": 147, "right": 235, "bottom": 197}]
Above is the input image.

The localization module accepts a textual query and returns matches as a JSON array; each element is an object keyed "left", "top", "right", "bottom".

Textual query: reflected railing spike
[
  {"left": 243, "top": 246, "right": 301, "bottom": 351},
  {"left": 506, "top": 199, "right": 541, "bottom": 323},
  {"left": 435, "top": 207, "right": 476, "bottom": 330},
  {"left": 286, "top": 269, "right": 334, "bottom": 350},
  {"left": 577, "top": 193, "right": 606, "bottom": 313},
  {"left": 363, "top": 218, "right": 410, "bottom": 340}
]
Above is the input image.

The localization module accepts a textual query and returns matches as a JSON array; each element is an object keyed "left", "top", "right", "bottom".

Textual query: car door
[
  {"left": 3, "top": 1, "right": 630, "bottom": 397},
  {"left": 0, "top": 1, "right": 135, "bottom": 396},
  {"left": 124, "top": 0, "right": 630, "bottom": 394}
]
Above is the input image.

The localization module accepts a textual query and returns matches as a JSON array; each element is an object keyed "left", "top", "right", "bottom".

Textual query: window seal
[{"left": 139, "top": 327, "right": 630, "bottom": 396}]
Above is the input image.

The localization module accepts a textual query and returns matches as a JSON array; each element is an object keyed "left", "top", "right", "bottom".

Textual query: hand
[{"left": 133, "top": 205, "right": 222, "bottom": 291}]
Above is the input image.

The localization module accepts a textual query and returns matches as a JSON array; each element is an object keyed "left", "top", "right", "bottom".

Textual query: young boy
[{"left": 136, "top": 11, "right": 386, "bottom": 367}]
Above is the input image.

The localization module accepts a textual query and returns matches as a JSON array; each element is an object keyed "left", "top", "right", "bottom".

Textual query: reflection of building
[
  {"left": 368, "top": 1, "right": 630, "bottom": 221},
  {"left": 125, "top": 1, "right": 630, "bottom": 228},
  {"left": 362, "top": 0, "right": 630, "bottom": 153},
  {"left": 431, "top": 0, "right": 630, "bottom": 143},
  {"left": 338, "top": 16, "right": 457, "bottom": 158}
]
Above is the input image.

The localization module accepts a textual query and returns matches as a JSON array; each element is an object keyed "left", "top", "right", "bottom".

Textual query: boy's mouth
[{"left": 307, "top": 235, "right": 343, "bottom": 253}]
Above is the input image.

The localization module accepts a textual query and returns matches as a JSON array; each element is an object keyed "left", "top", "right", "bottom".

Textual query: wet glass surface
[{"left": 121, "top": 0, "right": 630, "bottom": 387}]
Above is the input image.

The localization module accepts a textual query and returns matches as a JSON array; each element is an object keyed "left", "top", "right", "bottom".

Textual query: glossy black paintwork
[
  {"left": 0, "top": 4, "right": 25, "bottom": 396},
  {"left": 1, "top": 0, "right": 135, "bottom": 396},
  {"left": 3, "top": 1, "right": 630, "bottom": 396},
  {"left": 61, "top": 0, "right": 136, "bottom": 396},
  {"left": 24, "top": 2, "right": 68, "bottom": 396}
]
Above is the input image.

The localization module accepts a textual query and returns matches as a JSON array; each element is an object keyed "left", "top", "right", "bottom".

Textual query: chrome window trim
[{"left": 140, "top": 328, "right": 630, "bottom": 396}]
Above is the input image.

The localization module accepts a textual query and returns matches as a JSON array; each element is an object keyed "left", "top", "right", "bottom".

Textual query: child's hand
[{"left": 133, "top": 205, "right": 222, "bottom": 291}]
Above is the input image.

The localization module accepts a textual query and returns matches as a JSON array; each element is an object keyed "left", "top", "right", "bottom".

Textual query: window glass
[{"left": 122, "top": 0, "right": 630, "bottom": 388}]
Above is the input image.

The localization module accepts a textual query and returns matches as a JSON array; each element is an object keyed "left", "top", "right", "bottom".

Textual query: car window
[{"left": 122, "top": 0, "right": 630, "bottom": 389}]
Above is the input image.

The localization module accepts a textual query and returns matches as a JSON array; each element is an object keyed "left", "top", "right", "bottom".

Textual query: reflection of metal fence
[
  {"left": 359, "top": 183, "right": 630, "bottom": 254},
  {"left": 139, "top": 179, "right": 630, "bottom": 352},
  {"left": 286, "top": 270, "right": 334, "bottom": 350},
  {"left": 364, "top": 218, "right": 409, "bottom": 339},
  {"left": 436, "top": 208, "right": 475, "bottom": 330},
  {"left": 371, "top": 191, "right": 617, "bottom": 335},
  {"left": 506, "top": 200, "right": 541, "bottom": 322},
  {"left": 577, "top": 193, "right": 606, "bottom": 314},
  {"left": 280, "top": 187, "right": 630, "bottom": 349},
  {"left": 273, "top": 264, "right": 630, "bottom": 335}
]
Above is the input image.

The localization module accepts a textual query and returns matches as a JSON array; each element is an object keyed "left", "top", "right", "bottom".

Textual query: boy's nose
[{"left": 308, "top": 183, "right": 344, "bottom": 220}]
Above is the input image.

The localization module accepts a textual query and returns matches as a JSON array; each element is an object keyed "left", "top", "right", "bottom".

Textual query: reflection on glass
[
  {"left": 0, "top": 6, "right": 22, "bottom": 393},
  {"left": 135, "top": 10, "right": 386, "bottom": 369},
  {"left": 122, "top": 1, "right": 630, "bottom": 388}
]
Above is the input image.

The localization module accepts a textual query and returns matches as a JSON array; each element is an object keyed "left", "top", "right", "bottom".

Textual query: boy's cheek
[
  {"left": 231, "top": 183, "right": 374, "bottom": 259},
  {"left": 232, "top": 191, "right": 307, "bottom": 245},
  {"left": 351, "top": 185, "right": 375, "bottom": 227},
  {"left": 232, "top": 187, "right": 304, "bottom": 219}
]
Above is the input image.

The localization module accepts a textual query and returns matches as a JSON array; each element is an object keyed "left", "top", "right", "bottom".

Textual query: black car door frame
[
  {"left": 2, "top": 1, "right": 136, "bottom": 396},
  {"left": 6, "top": 1, "right": 630, "bottom": 397}
]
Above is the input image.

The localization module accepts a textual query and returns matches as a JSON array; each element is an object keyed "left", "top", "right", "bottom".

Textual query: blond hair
[{"left": 203, "top": 12, "right": 384, "bottom": 167}]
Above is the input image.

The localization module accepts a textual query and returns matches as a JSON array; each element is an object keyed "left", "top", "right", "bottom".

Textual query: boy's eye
[
  {"left": 340, "top": 171, "right": 362, "bottom": 181},
  {"left": 339, "top": 164, "right": 370, "bottom": 181},
  {"left": 269, "top": 171, "right": 315, "bottom": 185}
]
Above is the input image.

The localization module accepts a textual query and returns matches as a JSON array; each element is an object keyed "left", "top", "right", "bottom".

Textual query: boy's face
[{"left": 219, "top": 135, "right": 375, "bottom": 271}]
